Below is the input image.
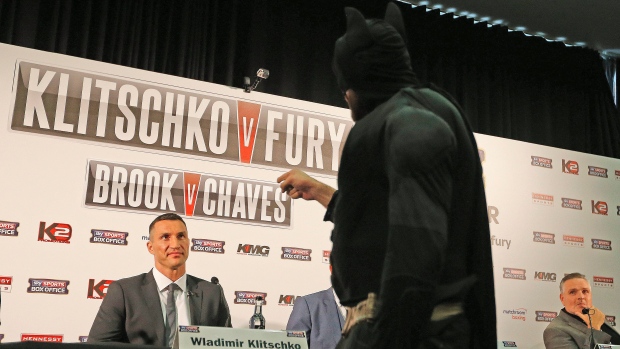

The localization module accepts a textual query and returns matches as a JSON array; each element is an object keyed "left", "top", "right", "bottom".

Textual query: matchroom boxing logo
[
  {"left": 85, "top": 160, "right": 292, "bottom": 228},
  {"left": 593, "top": 276, "right": 613, "bottom": 288},
  {"left": 281, "top": 247, "right": 312, "bottom": 261},
  {"left": 90, "top": 229, "right": 129, "bottom": 246},
  {"left": 503, "top": 308, "right": 526, "bottom": 321},
  {"left": 592, "top": 239, "right": 612, "bottom": 251},
  {"left": 0, "top": 276, "right": 13, "bottom": 292},
  {"left": 501, "top": 342, "right": 517, "bottom": 348},
  {"left": 562, "top": 160, "right": 579, "bottom": 175},
  {"left": 531, "top": 156, "right": 552, "bottom": 169},
  {"left": 20, "top": 334, "right": 63, "bottom": 342},
  {"left": 192, "top": 239, "right": 225, "bottom": 254},
  {"left": 0, "top": 220, "right": 19, "bottom": 236},
  {"left": 10, "top": 62, "right": 351, "bottom": 176},
  {"left": 38, "top": 222, "right": 72, "bottom": 243},
  {"left": 234, "top": 291, "right": 267, "bottom": 305},
  {"left": 535, "top": 311, "right": 558, "bottom": 322},
  {"left": 27, "top": 278, "right": 70, "bottom": 295},
  {"left": 503, "top": 268, "right": 526, "bottom": 280},
  {"left": 87, "top": 279, "right": 113, "bottom": 299}
]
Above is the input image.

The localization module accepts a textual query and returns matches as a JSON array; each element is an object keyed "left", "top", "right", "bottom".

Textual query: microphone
[
  {"left": 211, "top": 277, "right": 219, "bottom": 285},
  {"left": 244, "top": 68, "right": 270, "bottom": 93},
  {"left": 582, "top": 308, "right": 597, "bottom": 347},
  {"left": 187, "top": 290, "right": 195, "bottom": 297}
]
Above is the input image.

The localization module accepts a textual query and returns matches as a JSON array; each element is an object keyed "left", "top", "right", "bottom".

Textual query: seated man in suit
[
  {"left": 88, "top": 213, "right": 231, "bottom": 347},
  {"left": 544, "top": 272, "right": 620, "bottom": 348},
  {"left": 286, "top": 279, "right": 346, "bottom": 349}
]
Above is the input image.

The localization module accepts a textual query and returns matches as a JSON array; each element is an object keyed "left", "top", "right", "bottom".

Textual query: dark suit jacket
[
  {"left": 88, "top": 270, "right": 231, "bottom": 346},
  {"left": 543, "top": 309, "right": 618, "bottom": 349},
  {"left": 286, "top": 287, "right": 345, "bottom": 349}
]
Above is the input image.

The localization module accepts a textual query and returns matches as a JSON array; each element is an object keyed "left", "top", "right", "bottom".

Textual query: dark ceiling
[{"left": 402, "top": 0, "right": 620, "bottom": 55}]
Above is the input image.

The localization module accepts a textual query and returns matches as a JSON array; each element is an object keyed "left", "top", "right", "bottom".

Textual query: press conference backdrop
[{"left": 0, "top": 44, "right": 618, "bottom": 349}]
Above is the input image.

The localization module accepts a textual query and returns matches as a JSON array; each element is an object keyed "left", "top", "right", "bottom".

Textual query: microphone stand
[{"left": 584, "top": 308, "right": 597, "bottom": 349}]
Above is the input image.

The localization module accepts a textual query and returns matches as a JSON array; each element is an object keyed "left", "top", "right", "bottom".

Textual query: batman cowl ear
[
  {"left": 384, "top": 2, "right": 407, "bottom": 43},
  {"left": 344, "top": 7, "right": 373, "bottom": 49}
]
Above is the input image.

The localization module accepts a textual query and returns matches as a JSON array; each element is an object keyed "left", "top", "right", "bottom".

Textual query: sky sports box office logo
[
  {"left": 592, "top": 239, "right": 612, "bottom": 251},
  {"left": 0, "top": 276, "right": 12, "bottom": 292},
  {"left": 533, "top": 232, "right": 555, "bottom": 244},
  {"left": 9, "top": 61, "right": 352, "bottom": 176},
  {"left": 85, "top": 160, "right": 292, "bottom": 228},
  {"left": 588, "top": 166, "right": 608, "bottom": 178},
  {"left": 90, "top": 229, "right": 128, "bottom": 245},
  {"left": 281, "top": 247, "right": 312, "bottom": 261},
  {"left": 531, "top": 156, "right": 552, "bottom": 169},
  {"left": 0, "top": 220, "right": 19, "bottom": 236},
  {"left": 535, "top": 311, "right": 558, "bottom": 322},
  {"left": 561, "top": 198, "right": 582, "bottom": 210},
  {"left": 234, "top": 291, "right": 267, "bottom": 305},
  {"left": 192, "top": 239, "right": 225, "bottom": 254},
  {"left": 503, "top": 268, "right": 526, "bottom": 280},
  {"left": 27, "top": 279, "right": 70, "bottom": 294}
]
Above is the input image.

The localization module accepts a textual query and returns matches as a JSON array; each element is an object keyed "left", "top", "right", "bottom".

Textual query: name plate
[{"left": 179, "top": 326, "right": 308, "bottom": 349}]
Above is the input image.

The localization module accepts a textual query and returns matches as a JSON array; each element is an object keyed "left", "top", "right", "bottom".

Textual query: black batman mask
[{"left": 333, "top": 3, "right": 417, "bottom": 101}]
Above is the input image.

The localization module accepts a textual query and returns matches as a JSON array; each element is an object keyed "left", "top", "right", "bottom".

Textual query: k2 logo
[
  {"left": 38, "top": 222, "right": 72, "bottom": 243},
  {"left": 87, "top": 279, "right": 113, "bottom": 299}
]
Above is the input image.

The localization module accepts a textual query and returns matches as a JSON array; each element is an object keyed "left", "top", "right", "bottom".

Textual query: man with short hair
[
  {"left": 544, "top": 273, "right": 619, "bottom": 348},
  {"left": 88, "top": 213, "right": 231, "bottom": 347},
  {"left": 278, "top": 3, "right": 496, "bottom": 348}
]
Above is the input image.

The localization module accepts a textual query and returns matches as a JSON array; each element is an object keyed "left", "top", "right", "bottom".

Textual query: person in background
[
  {"left": 286, "top": 265, "right": 346, "bottom": 349},
  {"left": 88, "top": 213, "right": 231, "bottom": 347},
  {"left": 543, "top": 272, "right": 620, "bottom": 348},
  {"left": 278, "top": 2, "right": 496, "bottom": 348}
]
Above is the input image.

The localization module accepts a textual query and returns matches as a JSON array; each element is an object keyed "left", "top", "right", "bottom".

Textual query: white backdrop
[{"left": 0, "top": 44, "right": 618, "bottom": 349}]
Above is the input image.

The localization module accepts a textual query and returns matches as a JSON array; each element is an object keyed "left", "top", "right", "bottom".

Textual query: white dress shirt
[
  {"left": 332, "top": 288, "right": 347, "bottom": 319},
  {"left": 152, "top": 268, "right": 191, "bottom": 327}
]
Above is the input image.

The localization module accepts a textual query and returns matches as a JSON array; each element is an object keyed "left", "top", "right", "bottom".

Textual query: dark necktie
[{"left": 166, "top": 283, "right": 180, "bottom": 348}]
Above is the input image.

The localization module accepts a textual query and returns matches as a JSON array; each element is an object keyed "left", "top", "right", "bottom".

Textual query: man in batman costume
[{"left": 278, "top": 3, "right": 496, "bottom": 348}]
